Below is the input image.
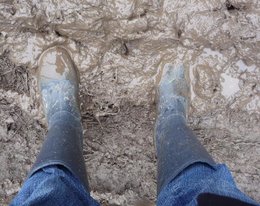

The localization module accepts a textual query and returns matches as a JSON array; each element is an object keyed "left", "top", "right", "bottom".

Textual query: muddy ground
[{"left": 0, "top": 0, "right": 259, "bottom": 205}]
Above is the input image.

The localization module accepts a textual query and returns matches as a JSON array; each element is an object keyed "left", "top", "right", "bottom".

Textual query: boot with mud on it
[
  {"left": 28, "top": 46, "right": 89, "bottom": 191},
  {"left": 155, "top": 63, "right": 216, "bottom": 194}
]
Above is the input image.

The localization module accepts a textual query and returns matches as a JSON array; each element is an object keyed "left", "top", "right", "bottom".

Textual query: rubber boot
[
  {"left": 28, "top": 46, "right": 89, "bottom": 190},
  {"left": 155, "top": 63, "right": 216, "bottom": 194}
]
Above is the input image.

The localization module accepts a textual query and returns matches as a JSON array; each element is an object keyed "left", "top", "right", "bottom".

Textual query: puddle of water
[
  {"left": 220, "top": 73, "right": 240, "bottom": 98},
  {"left": 236, "top": 60, "right": 257, "bottom": 73}
]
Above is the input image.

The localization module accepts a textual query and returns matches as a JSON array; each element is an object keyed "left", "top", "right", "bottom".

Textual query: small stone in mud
[{"left": 226, "top": 0, "right": 238, "bottom": 11}]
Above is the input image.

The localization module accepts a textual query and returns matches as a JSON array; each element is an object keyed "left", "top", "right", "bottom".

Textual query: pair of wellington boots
[{"left": 31, "top": 46, "right": 215, "bottom": 193}]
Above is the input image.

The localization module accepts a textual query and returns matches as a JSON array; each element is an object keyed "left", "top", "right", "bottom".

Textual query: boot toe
[
  {"left": 38, "top": 46, "right": 78, "bottom": 83},
  {"left": 156, "top": 63, "right": 189, "bottom": 99}
]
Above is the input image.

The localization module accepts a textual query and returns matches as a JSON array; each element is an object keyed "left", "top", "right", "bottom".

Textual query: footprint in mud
[{"left": 193, "top": 64, "right": 220, "bottom": 100}]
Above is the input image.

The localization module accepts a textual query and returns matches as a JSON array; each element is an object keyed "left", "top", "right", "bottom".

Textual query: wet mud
[{"left": 0, "top": 0, "right": 259, "bottom": 205}]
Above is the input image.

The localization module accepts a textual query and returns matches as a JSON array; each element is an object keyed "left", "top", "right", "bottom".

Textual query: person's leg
[
  {"left": 10, "top": 166, "right": 99, "bottom": 206},
  {"left": 10, "top": 46, "right": 99, "bottom": 206},
  {"left": 157, "top": 163, "right": 259, "bottom": 206},
  {"left": 155, "top": 63, "right": 259, "bottom": 206}
]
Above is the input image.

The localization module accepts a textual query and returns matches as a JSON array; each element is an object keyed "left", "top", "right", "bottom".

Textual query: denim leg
[
  {"left": 10, "top": 165, "right": 100, "bottom": 206},
  {"left": 157, "top": 163, "right": 259, "bottom": 206}
]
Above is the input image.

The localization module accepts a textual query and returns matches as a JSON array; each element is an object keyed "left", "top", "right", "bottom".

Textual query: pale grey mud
[{"left": 0, "top": 0, "right": 259, "bottom": 205}]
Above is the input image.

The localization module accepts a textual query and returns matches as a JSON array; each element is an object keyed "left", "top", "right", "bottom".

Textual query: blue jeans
[{"left": 10, "top": 164, "right": 259, "bottom": 206}]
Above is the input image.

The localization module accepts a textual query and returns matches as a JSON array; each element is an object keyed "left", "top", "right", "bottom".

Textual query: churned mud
[{"left": 0, "top": 0, "right": 259, "bottom": 205}]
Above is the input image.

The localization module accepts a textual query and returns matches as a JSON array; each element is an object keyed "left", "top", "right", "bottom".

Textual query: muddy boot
[
  {"left": 29, "top": 46, "right": 89, "bottom": 190},
  {"left": 155, "top": 63, "right": 215, "bottom": 194}
]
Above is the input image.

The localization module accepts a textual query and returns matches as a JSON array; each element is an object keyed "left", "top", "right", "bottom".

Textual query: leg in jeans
[
  {"left": 10, "top": 46, "right": 99, "bottom": 206},
  {"left": 155, "top": 63, "right": 259, "bottom": 206},
  {"left": 10, "top": 166, "right": 99, "bottom": 206}
]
